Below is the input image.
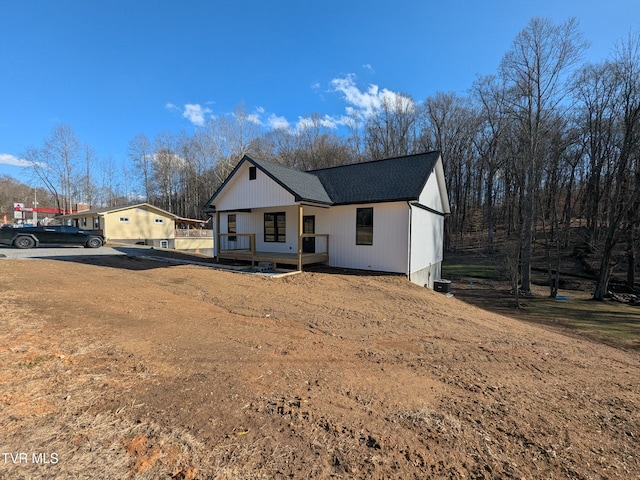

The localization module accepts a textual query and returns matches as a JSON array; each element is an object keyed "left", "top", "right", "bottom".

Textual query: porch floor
[{"left": 218, "top": 250, "right": 329, "bottom": 268}]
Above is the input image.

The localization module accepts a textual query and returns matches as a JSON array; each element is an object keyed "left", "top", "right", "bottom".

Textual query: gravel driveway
[{"left": 0, "top": 244, "right": 166, "bottom": 260}]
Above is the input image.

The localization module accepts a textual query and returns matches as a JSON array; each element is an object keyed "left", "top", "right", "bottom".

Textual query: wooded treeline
[{"left": 9, "top": 17, "right": 640, "bottom": 300}]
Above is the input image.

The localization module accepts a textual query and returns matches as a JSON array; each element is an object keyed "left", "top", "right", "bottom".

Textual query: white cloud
[
  {"left": 0, "top": 153, "right": 31, "bottom": 167},
  {"left": 330, "top": 74, "right": 380, "bottom": 117},
  {"left": 247, "top": 113, "right": 262, "bottom": 125},
  {"left": 165, "top": 102, "right": 179, "bottom": 112},
  {"left": 182, "top": 103, "right": 212, "bottom": 126},
  {"left": 267, "top": 114, "right": 290, "bottom": 130},
  {"left": 295, "top": 114, "right": 340, "bottom": 132},
  {"left": 362, "top": 64, "right": 375, "bottom": 73},
  {"left": 329, "top": 74, "right": 415, "bottom": 119}
]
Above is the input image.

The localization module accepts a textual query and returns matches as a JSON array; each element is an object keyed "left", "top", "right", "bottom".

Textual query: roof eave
[{"left": 330, "top": 197, "right": 418, "bottom": 206}]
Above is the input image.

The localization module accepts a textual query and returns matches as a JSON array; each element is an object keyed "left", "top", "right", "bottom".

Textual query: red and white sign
[
  {"left": 13, "top": 203, "right": 24, "bottom": 219},
  {"left": 13, "top": 204, "right": 75, "bottom": 214}
]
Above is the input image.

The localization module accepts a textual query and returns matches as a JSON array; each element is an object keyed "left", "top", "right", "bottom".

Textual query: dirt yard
[{"left": 1, "top": 254, "right": 638, "bottom": 479}]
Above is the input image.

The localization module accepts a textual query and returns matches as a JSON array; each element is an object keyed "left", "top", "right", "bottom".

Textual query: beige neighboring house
[{"left": 60, "top": 203, "right": 213, "bottom": 253}]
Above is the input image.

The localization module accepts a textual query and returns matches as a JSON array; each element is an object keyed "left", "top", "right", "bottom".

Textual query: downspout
[
  {"left": 407, "top": 202, "right": 412, "bottom": 282},
  {"left": 297, "top": 204, "right": 303, "bottom": 271}
]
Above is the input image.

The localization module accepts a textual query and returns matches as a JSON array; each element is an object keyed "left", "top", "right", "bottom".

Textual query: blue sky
[{"left": 1, "top": 0, "right": 639, "bottom": 182}]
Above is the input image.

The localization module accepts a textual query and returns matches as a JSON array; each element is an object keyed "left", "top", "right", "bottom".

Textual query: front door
[{"left": 302, "top": 215, "right": 315, "bottom": 254}]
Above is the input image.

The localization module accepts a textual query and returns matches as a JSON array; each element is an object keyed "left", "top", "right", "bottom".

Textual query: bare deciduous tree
[
  {"left": 128, "top": 134, "right": 154, "bottom": 202},
  {"left": 592, "top": 33, "right": 640, "bottom": 300},
  {"left": 24, "top": 124, "right": 83, "bottom": 213},
  {"left": 422, "top": 92, "right": 480, "bottom": 251},
  {"left": 364, "top": 93, "right": 419, "bottom": 160},
  {"left": 500, "top": 16, "right": 587, "bottom": 293}
]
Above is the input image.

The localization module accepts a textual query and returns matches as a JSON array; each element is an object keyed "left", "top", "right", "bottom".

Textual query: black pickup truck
[{"left": 0, "top": 225, "right": 105, "bottom": 249}]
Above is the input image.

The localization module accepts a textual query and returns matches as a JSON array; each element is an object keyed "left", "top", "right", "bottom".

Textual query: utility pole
[{"left": 33, "top": 189, "right": 38, "bottom": 224}]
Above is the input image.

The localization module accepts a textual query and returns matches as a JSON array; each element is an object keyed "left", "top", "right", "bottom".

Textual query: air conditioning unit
[{"left": 433, "top": 279, "right": 451, "bottom": 293}]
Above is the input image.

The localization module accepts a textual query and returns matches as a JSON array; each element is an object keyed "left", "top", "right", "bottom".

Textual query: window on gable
[
  {"left": 228, "top": 214, "right": 237, "bottom": 242},
  {"left": 119, "top": 217, "right": 130, "bottom": 223},
  {"left": 154, "top": 218, "right": 164, "bottom": 224},
  {"left": 356, "top": 208, "right": 373, "bottom": 245},
  {"left": 249, "top": 166, "right": 257, "bottom": 180},
  {"left": 264, "top": 212, "right": 285, "bottom": 243}
]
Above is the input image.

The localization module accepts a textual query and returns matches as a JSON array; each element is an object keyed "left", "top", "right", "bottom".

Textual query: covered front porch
[
  {"left": 214, "top": 204, "right": 329, "bottom": 270},
  {"left": 217, "top": 234, "right": 329, "bottom": 268}
]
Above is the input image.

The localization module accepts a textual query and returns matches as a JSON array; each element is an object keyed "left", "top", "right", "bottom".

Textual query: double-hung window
[{"left": 264, "top": 212, "right": 286, "bottom": 243}]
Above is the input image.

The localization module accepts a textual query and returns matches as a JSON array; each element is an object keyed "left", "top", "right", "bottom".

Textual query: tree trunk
[
  {"left": 593, "top": 237, "right": 615, "bottom": 300},
  {"left": 627, "top": 237, "right": 636, "bottom": 290},
  {"left": 486, "top": 169, "right": 495, "bottom": 254},
  {"left": 520, "top": 188, "right": 534, "bottom": 293}
]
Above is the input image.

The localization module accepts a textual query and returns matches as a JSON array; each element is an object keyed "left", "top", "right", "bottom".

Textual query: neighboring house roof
[
  {"left": 206, "top": 151, "right": 445, "bottom": 210},
  {"left": 60, "top": 203, "right": 179, "bottom": 219}
]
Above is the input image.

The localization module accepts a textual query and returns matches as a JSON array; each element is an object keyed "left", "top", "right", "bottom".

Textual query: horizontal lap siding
[{"left": 105, "top": 208, "right": 175, "bottom": 240}]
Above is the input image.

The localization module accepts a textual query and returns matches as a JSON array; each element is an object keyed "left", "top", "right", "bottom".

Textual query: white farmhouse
[{"left": 204, "top": 151, "right": 450, "bottom": 288}]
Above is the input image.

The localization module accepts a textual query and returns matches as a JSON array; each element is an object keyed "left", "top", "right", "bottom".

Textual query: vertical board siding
[
  {"left": 222, "top": 203, "right": 409, "bottom": 273},
  {"left": 418, "top": 172, "right": 444, "bottom": 211},
  {"left": 222, "top": 207, "right": 299, "bottom": 254},
  {"left": 215, "top": 162, "right": 295, "bottom": 211},
  {"left": 310, "top": 202, "right": 408, "bottom": 273},
  {"left": 409, "top": 204, "right": 445, "bottom": 273},
  {"left": 411, "top": 170, "right": 446, "bottom": 277}
]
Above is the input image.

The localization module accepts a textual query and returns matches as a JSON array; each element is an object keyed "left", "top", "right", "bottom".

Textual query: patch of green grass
[
  {"left": 522, "top": 295, "right": 640, "bottom": 347},
  {"left": 443, "top": 254, "right": 640, "bottom": 349},
  {"left": 442, "top": 262, "right": 504, "bottom": 281}
]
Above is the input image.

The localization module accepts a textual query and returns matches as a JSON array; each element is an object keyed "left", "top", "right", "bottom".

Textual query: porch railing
[
  {"left": 218, "top": 233, "right": 256, "bottom": 255},
  {"left": 175, "top": 229, "right": 213, "bottom": 238},
  {"left": 301, "top": 233, "right": 329, "bottom": 255}
]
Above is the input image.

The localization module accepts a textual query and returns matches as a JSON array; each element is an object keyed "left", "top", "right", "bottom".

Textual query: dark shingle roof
[
  {"left": 250, "top": 158, "right": 332, "bottom": 204},
  {"left": 207, "top": 151, "right": 441, "bottom": 209},
  {"left": 309, "top": 152, "right": 441, "bottom": 205}
]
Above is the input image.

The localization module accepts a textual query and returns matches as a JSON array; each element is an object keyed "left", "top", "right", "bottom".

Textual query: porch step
[{"left": 252, "top": 261, "right": 274, "bottom": 273}]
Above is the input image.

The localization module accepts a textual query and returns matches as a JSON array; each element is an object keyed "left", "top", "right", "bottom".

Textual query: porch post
[
  {"left": 214, "top": 211, "right": 220, "bottom": 260},
  {"left": 297, "top": 204, "right": 303, "bottom": 271}
]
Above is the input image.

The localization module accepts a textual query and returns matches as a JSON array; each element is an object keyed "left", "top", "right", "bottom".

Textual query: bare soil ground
[{"left": 1, "top": 255, "right": 639, "bottom": 479}]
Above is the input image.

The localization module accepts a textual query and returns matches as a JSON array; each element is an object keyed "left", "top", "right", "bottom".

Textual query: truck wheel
[
  {"left": 13, "top": 236, "right": 35, "bottom": 249},
  {"left": 85, "top": 237, "right": 103, "bottom": 248}
]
